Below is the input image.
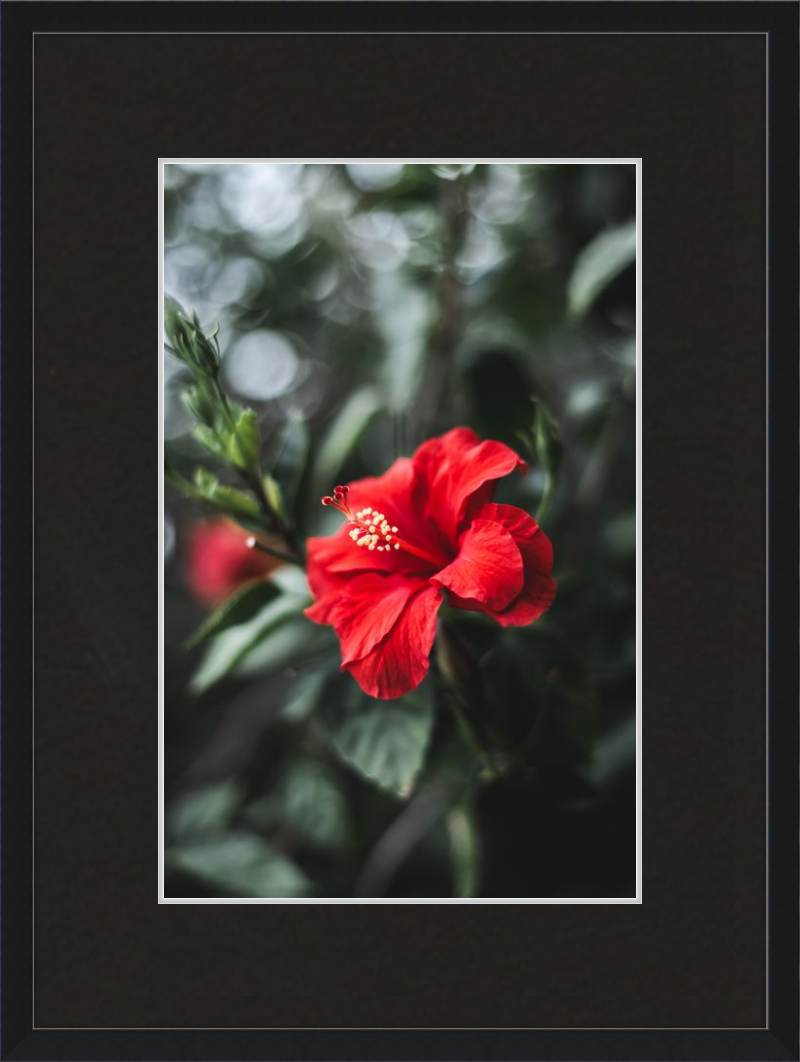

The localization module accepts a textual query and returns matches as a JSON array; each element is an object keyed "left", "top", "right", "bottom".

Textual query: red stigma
[{"left": 322, "top": 485, "right": 356, "bottom": 521}]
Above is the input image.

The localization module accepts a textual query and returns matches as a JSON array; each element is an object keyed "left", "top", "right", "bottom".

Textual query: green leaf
[
  {"left": 512, "top": 397, "right": 562, "bottom": 524},
  {"left": 278, "top": 670, "right": 327, "bottom": 724},
  {"left": 311, "top": 386, "right": 382, "bottom": 500},
  {"left": 232, "top": 616, "right": 331, "bottom": 681},
  {"left": 532, "top": 397, "right": 562, "bottom": 475},
  {"left": 271, "top": 565, "right": 312, "bottom": 596},
  {"left": 514, "top": 397, "right": 561, "bottom": 472},
  {"left": 604, "top": 510, "right": 637, "bottom": 557},
  {"left": 262, "top": 474, "right": 286, "bottom": 521},
  {"left": 182, "top": 382, "right": 217, "bottom": 427},
  {"left": 184, "top": 579, "right": 279, "bottom": 649},
  {"left": 192, "top": 424, "right": 230, "bottom": 462},
  {"left": 319, "top": 682, "right": 435, "bottom": 797},
  {"left": 165, "top": 452, "right": 207, "bottom": 504},
  {"left": 166, "top": 833, "right": 311, "bottom": 898},
  {"left": 190, "top": 466, "right": 260, "bottom": 519},
  {"left": 164, "top": 297, "right": 220, "bottom": 375},
  {"left": 189, "top": 591, "right": 309, "bottom": 695},
  {"left": 227, "top": 408, "right": 262, "bottom": 474},
  {"left": 192, "top": 467, "right": 218, "bottom": 495},
  {"left": 209, "top": 484, "right": 261, "bottom": 519},
  {"left": 244, "top": 760, "right": 350, "bottom": 849},
  {"left": 167, "top": 780, "right": 243, "bottom": 842},
  {"left": 581, "top": 715, "right": 636, "bottom": 793},
  {"left": 448, "top": 803, "right": 481, "bottom": 898},
  {"left": 164, "top": 295, "right": 191, "bottom": 355},
  {"left": 165, "top": 294, "right": 188, "bottom": 331},
  {"left": 567, "top": 219, "right": 637, "bottom": 318},
  {"left": 269, "top": 413, "right": 309, "bottom": 512}
]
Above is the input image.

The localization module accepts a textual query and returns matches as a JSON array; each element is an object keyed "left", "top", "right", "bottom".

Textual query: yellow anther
[
  {"left": 332, "top": 493, "right": 413, "bottom": 560},
  {"left": 324, "top": 484, "right": 447, "bottom": 568}
]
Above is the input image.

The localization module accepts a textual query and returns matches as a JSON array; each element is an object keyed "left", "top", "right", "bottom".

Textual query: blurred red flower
[
  {"left": 306, "top": 427, "right": 556, "bottom": 699},
  {"left": 184, "top": 518, "right": 280, "bottom": 608}
]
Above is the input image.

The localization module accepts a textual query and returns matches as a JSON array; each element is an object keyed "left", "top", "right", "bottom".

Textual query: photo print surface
[{"left": 161, "top": 161, "right": 639, "bottom": 902}]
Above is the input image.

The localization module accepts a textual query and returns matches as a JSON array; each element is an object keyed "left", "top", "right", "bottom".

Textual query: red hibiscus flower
[
  {"left": 305, "top": 427, "right": 556, "bottom": 699},
  {"left": 184, "top": 518, "right": 281, "bottom": 608}
]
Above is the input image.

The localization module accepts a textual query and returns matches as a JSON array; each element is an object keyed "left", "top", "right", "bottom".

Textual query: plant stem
[
  {"left": 215, "top": 379, "right": 239, "bottom": 434},
  {"left": 164, "top": 462, "right": 201, "bottom": 501},
  {"left": 353, "top": 786, "right": 447, "bottom": 898},
  {"left": 447, "top": 803, "right": 481, "bottom": 898},
  {"left": 448, "top": 693, "right": 492, "bottom": 769},
  {"left": 414, "top": 176, "right": 468, "bottom": 436},
  {"left": 245, "top": 470, "right": 305, "bottom": 563},
  {"left": 171, "top": 324, "right": 308, "bottom": 566},
  {"left": 535, "top": 470, "right": 554, "bottom": 525},
  {"left": 215, "top": 376, "right": 304, "bottom": 561},
  {"left": 435, "top": 621, "right": 497, "bottom": 774},
  {"left": 246, "top": 537, "right": 302, "bottom": 566}
]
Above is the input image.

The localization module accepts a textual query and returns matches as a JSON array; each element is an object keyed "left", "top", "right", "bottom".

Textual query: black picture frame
[{"left": 3, "top": 3, "right": 797, "bottom": 1060}]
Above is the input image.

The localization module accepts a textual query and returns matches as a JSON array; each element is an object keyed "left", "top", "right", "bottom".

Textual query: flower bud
[
  {"left": 164, "top": 297, "right": 219, "bottom": 376},
  {"left": 193, "top": 330, "right": 221, "bottom": 375},
  {"left": 184, "top": 518, "right": 281, "bottom": 608}
]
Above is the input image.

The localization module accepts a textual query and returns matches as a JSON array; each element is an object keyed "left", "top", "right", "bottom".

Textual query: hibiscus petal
[
  {"left": 411, "top": 427, "right": 480, "bottom": 492},
  {"left": 446, "top": 556, "right": 556, "bottom": 627},
  {"left": 306, "top": 528, "right": 373, "bottom": 599},
  {"left": 490, "top": 545, "right": 556, "bottom": 626},
  {"left": 344, "top": 456, "right": 415, "bottom": 518},
  {"left": 446, "top": 503, "right": 556, "bottom": 626},
  {"left": 306, "top": 572, "right": 426, "bottom": 666},
  {"left": 433, "top": 518, "right": 524, "bottom": 611},
  {"left": 306, "top": 456, "right": 437, "bottom": 600},
  {"left": 304, "top": 593, "right": 340, "bottom": 626},
  {"left": 412, "top": 428, "right": 526, "bottom": 543},
  {"left": 476, "top": 502, "right": 554, "bottom": 571},
  {"left": 344, "top": 585, "right": 443, "bottom": 699},
  {"left": 347, "top": 456, "right": 443, "bottom": 561}
]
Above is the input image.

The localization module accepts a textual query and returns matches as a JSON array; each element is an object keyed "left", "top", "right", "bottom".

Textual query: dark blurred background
[{"left": 163, "top": 162, "right": 637, "bottom": 899}]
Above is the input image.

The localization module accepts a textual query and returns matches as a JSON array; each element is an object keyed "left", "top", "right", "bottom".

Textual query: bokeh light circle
[{"left": 222, "top": 330, "right": 301, "bottom": 401}]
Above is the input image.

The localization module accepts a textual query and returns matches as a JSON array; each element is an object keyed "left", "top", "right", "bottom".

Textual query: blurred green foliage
[{"left": 164, "top": 162, "right": 637, "bottom": 899}]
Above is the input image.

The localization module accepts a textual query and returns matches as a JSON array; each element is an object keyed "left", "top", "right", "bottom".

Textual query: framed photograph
[
  {"left": 160, "top": 152, "right": 641, "bottom": 909},
  {"left": 5, "top": 2, "right": 797, "bottom": 1060}
]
